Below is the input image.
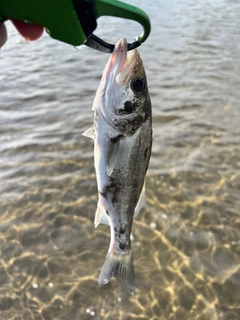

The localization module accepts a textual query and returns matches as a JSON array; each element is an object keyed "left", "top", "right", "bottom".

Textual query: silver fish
[{"left": 83, "top": 38, "right": 152, "bottom": 294}]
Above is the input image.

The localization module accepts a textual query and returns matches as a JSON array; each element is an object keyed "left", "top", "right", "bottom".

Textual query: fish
[{"left": 83, "top": 38, "right": 152, "bottom": 294}]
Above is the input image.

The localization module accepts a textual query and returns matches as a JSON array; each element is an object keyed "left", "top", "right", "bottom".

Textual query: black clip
[{"left": 85, "top": 34, "right": 141, "bottom": 53}]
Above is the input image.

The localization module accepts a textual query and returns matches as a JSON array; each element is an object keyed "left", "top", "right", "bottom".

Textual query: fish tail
[{"left": 98, "top": 250, "right": 135, "bottom": 295}]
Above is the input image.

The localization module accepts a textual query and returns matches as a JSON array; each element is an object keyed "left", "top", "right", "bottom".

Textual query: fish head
[{"left": 94, "top": 38, "right": 151, "bottom": 134}]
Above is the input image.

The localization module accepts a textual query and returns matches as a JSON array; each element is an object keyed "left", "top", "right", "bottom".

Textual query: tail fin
[{"left": 98, "top": 251, "right": 135, "bottom": 295}]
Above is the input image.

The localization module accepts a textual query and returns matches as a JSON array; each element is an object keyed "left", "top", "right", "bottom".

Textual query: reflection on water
[{"left": 1, "top": 0, "right": 240, "bottom": 319}]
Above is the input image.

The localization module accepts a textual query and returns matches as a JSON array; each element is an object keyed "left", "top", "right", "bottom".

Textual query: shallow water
[{"left": 1, "top": 0, "right": 240, "bottom": 319}]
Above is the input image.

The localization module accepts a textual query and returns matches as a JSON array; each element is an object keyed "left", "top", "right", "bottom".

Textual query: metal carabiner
[
  {"left": 86, "top": 0, "right": 151, "bottom": 53},
  {"left": 85, "top": 34, "right": 141, "bottom": 53}
]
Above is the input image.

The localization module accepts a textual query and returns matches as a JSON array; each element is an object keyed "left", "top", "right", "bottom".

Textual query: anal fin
[{"left": 94, "top": 202, "right": 109, "bottom": 228}]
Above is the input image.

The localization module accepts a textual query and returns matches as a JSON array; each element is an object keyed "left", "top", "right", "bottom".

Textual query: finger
[
  {"left": 11, "top": 19, "right": 44, "bottom": 41},
  {"left": 0, "top": 23, "right": 7, "bottom": 48}
]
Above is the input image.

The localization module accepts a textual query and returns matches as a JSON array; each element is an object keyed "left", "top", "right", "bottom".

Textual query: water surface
[{"left": 0, "top": 0, "right": 240, "bottom": 319}]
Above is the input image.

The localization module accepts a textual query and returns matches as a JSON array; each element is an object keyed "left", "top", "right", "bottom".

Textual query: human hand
[{"left": 0, "top": 19, "right": 44, "bottom": 48}]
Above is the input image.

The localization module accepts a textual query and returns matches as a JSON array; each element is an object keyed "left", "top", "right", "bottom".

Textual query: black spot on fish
[
  {"left": 124, "top": 101, "right": 134, "bottom": 113},
  {"left": 110, "top": 134, "right": 123, "bottom": 143},
  {"left": 119, "top": 242, "right": 126, "bottom": 250},
  {"left": 100, "top": 177, "right": 121, "bottom": 203},
  {"left": 116, "top": 101, "right": 136, "bottom": 115},
  {"left": 114, "top": 114, "right": 144, "bottom": 133},
  {"left": 120, "top": 227, "right": 126, "bottom": 234}
]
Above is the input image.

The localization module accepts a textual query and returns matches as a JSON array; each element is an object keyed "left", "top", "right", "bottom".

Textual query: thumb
[
  {"left": 11, "top": 19, "right": 44, "bottom": 41},
  {"left": 0, "top": 23, "right": 7, "bottom": 48}
]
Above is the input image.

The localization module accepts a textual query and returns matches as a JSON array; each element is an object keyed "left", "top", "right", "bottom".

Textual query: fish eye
[{"left": 131, "top": 76, "right": 146, "bottom": 93}]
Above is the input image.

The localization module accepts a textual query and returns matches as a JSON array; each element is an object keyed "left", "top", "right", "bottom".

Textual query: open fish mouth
[{"left": 104, "top": 38, "right": 139, "bottom": 83}]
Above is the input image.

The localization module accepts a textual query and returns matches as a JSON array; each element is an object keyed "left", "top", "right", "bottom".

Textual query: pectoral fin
[
  {"left": 83, "top": 126, "right": 94, "bottom": 139},
  {"left": 106, "top": 135, "right": 123, "bottom": 176}
]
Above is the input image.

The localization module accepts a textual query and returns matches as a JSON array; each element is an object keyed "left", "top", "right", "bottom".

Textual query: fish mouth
[{"left": 105, "top": 38, "right": 139, "bottom": 82}]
